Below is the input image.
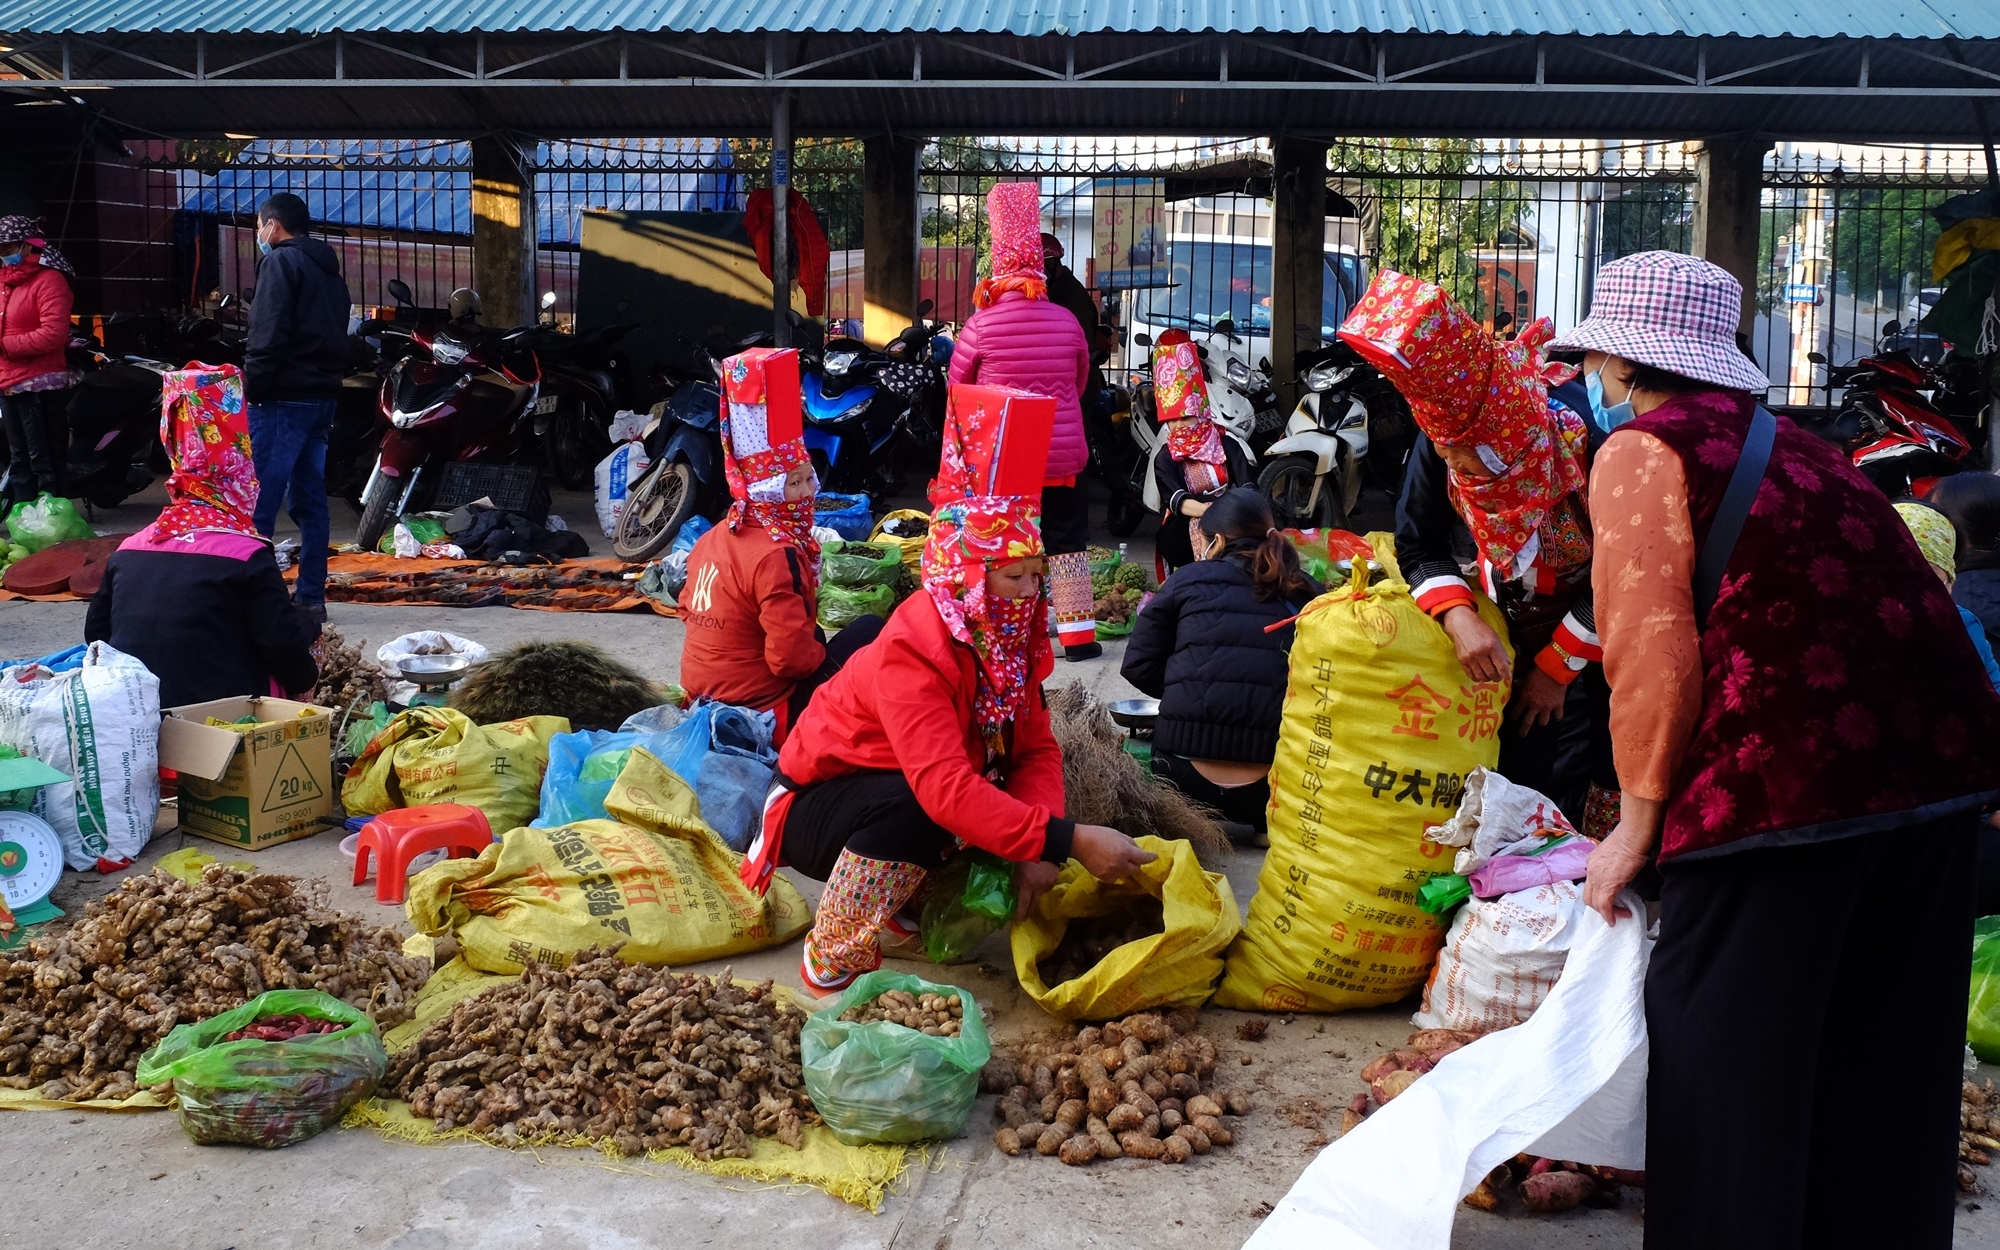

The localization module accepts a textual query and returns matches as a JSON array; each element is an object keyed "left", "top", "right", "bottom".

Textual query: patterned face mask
[{"left": 920, "top": 495, "right": 1047, "bottom": 751}]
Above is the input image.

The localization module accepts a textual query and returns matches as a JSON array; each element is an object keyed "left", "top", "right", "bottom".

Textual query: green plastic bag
[
  {"left": 821, "top": 540, "right": 903, "bottom": 589},
  {"left": 340, "top": 701, "right": 392, "bottom": 761},
  {"left": 379, "top": 512, "right": 449, "bottom": 555},
  {"left": 920, "top": 850, "right": 1019, "bottom": 964},
  {"left": 135, "top": 989, "right": 386, "bottom": 1148},
  {"left": 818, "top": 581, "right": 896, "bottom": 630},
  {"left": 801, "top": 970, "right": 991, "bottom": 1145},
  {"left": 4, "top": 492, "right": 94, "bottom": 554},
  {"left": 1971, "top": 916, "right": 2000, "bottom": 1063},
  {"left": 1417, "top": 873, "right": 1473, "bottom": 915}
]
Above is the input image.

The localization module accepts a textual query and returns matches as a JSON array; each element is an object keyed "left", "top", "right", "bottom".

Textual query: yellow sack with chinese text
[
  {"left": 1011, "top": 836, "right": 1241, "bottom": 1020},
  {"left": 1215, "top": 533, "right": 1511, "bottom": 1013},
  {"left": 405, "top": 747, "right": 811, "bottom": 973},
  {"left": 340, "top": 706, "right": 567, "bottom": 835}
]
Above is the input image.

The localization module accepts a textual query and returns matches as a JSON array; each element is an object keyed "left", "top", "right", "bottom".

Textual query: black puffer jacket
[
  {"left": 1956, "top": 567, "right": 2000, "bottom": 643},
  {"left": 1119, "top": 555, "right": 1320, "bottom": 763},
  {"left": 244, "top": 235, "right": 352, "bottom": 403}
]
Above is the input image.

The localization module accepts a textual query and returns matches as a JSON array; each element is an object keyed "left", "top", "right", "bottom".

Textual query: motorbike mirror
[
  {"left": 1259, "top": 356, "right": 1272, "bottom": 373},
  {"left": 1807, "top": 350, "right": 1827, "bottom": 365},
  {"left": 1195, "top": 344, "right": 1210, "bottom": 360},
  {"left": 917, "top": 298, "right": 935, "bottom": 317},
  {"left": 1882, "top": 320, "right": 1902, "bottom": 337},
  {"left": 387, "top": 278, "right": 414, "bottom": 305},
  {"left": 540, "top": 290, "right": 558, "bottom": 310},
  {"left": 1492, "top": 310, "right": 1515, "bottom": 333},
  {"left": 1214, "top": 318, "right": 1236, "bottom": 338},
  {"left": 218, "top": 293, "right": 238, "bottom": 311},
  {"left": 1133, "top": 332, "right": 1152, "bottom": 348}
]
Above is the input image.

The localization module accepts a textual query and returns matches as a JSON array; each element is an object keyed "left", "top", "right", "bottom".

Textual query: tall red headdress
[{"left": 719, "top": 347, "right": 818, "bottom": 563}]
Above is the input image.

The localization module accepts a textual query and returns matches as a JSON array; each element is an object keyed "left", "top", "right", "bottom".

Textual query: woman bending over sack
[
  {"left": 85, "top": 364, "right": 318, "bottom": 707},
  {"left": 1121, "top": 489, "right": 1320, "bottom": 845},
  {"left": 741, "top": 383, "right": 1154, "bottom": 996},
  {"left": 677, "top": 348, "right": 882, "bottom": 742},
  {"left": 1350, "top": 273, "right": 1617, "bottom": 834}
]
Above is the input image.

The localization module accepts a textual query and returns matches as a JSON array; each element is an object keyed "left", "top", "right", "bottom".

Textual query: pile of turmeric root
[
  {"left": 0, "top": 866, "right": 428, "bottom": 1102},
  {"left": 982, "top": 1010, "right": 1251, "bottom": 1166},
  {"left": 383, "top": 946, "right": 818, "bottom": 1160}
]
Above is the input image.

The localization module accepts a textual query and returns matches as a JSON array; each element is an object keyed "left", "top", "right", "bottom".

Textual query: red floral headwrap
[
  {"left": 720, "top": 347, "right": 818, "bottom": 570},
  {"left": 1153, "top": 329, "right": 1227, "bottom": 494},
  {"left": 155, "top": 364, "right": 261, "bottom": 542}
]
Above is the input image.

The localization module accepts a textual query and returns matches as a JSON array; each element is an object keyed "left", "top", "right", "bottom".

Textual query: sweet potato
[
  {"left": 1372, "top": 1069, "right": 1421, "bottom": 1105},
  {"left": 1521, "top": 1171, "right": 1595, "bottom": 1213},
  {"left": 1462, "top": 1180, "right": 1500, "bottom": 1211},
  {"left": 1359, "top": 1054, "right": 1403, "bottom": 1084}
]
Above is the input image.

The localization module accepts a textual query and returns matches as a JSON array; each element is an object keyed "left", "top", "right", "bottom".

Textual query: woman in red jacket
[
  {"left": 679, "top": 347, "right": 882, "bottom": 740},
  {"left": 0, "top": 217, "right": 77, "bottom": 506},
  {"left": 947, "top": 182, "right": 1100, "bottom": 660},
  {"left": 744, "top": 383, "right": 1153, "bottom": 995}
]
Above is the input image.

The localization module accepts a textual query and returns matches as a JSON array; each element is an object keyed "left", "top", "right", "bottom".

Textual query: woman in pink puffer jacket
[{"left": 947, "top": 182, "right": 1098, "bottom": 659}]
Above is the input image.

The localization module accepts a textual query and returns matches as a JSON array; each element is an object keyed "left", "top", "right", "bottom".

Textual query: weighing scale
[
  {"left": 396, "top": 654, "right": 472, "bottom": 708},
  {"left": 0, "top": 753, "right": 74, "bottom": 939}
]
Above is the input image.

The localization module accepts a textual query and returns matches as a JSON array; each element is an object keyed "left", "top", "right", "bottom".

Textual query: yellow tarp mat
[
  {"left": 0, "top": 1086, "right": 170, "bottom": 1112},
  {"left": 349, "top": 952, "right": 911, "bottom": 1209},
  {"left": 1216, "top": 533, "right": 1511, "bottom": 1013},
  {"left": 1010, "top": 835, "right": 1241, "bottom": 1020},
  {"left": 405, "top": 748, "right": 812, "bottom": 974}
]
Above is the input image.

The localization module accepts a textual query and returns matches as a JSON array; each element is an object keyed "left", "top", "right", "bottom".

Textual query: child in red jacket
[
  {"left": 743, "top": 383, "right": 1154, "bottom": 995},
  {"left": 679, "top": 348, "right": 883, "bottom": 739}
]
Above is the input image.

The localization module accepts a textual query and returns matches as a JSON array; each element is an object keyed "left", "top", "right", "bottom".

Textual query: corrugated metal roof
[{"left": 5, "top": 0, "right": 1997, "bottom": 38}]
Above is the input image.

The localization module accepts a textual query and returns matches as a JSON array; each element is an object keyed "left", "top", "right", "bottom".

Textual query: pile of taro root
[
  {"left": 0, "top": 867, "right": 429, "bottom": 1101},
  {"left": 982, "top": 1009, "right": 1251, "bottom": 1165},
  {"left": 1341, "top": 1028, "right": 1645, "bottom": 1214},
  {"left": 383, "top": 945, "right": 817, "bottom": 1160}
]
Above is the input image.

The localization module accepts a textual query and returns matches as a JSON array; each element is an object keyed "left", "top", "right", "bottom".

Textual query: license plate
[{"left": 534, "top": 395, "right": 559, "bottom": 415}]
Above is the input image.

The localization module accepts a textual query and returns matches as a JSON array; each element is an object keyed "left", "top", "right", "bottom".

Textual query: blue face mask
[
  {"left": 256, "top": 238, "right": 272, "bottom": 257},
  {"left": 0, "top": 252, "right": 22, "bottom": 268},
  {"left": 1586, "top": 365, "right": 1634, "bottom": 432}
]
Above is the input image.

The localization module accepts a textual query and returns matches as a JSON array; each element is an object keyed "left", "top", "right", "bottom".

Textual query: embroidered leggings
[{"left": 785, "top": 772, "right": 958, "bottom": 985}]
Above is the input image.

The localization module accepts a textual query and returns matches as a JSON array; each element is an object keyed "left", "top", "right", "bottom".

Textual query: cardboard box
[{"left": 158, "top": 697, "right": 336, "bottom": 851}]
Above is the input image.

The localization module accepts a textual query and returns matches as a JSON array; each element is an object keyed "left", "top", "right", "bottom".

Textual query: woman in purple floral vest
[{"left": 1568, "top": 251, "right": 2000, "bottom": 1249}]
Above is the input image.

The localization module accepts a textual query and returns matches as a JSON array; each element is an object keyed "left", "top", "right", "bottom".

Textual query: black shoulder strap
[{"left": 1693, "top": 404, "right": 1777, "bottom": 627}]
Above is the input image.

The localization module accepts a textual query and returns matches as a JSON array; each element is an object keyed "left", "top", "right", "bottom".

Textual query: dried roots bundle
[
  {"left": 1045, "top": 682, "right": 1229, "bottom": 863},
  {"left": 384, "top": 946, "right": 817, "bottom": 1160},
  {"left": 981, "top": 1009, "right": 1251, "bottom": 1166},
  {"left": 309, "top": 625, "right": 392, "bottom": 713},
  {"left": 0, "top": 867, "right": 430, "bottom": 1102},
  {"left": 1965, "top": 1077, "right": 1999, "bottom": 1193}
]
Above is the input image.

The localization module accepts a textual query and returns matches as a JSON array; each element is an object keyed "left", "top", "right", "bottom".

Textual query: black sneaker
[{"left": 1063, "top": 642, "right": 1104, "bottom": 662}]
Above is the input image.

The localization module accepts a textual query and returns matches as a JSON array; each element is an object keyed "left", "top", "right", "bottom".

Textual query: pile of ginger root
[
  {"left": 982, "top": 1009, "right": 1250, "bottom": 1166},
  {"left": 0, "top": 866, "right": 429, "bottom": 1102}
]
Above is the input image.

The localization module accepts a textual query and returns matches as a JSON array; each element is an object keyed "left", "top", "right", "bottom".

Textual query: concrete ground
[{"left": 1, "top": 482, "right": 1996, "bottom": 1249}]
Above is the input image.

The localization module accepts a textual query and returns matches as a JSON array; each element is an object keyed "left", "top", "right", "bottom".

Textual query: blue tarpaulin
[{"left": 179, "top": 138, "right": 743, "bottom": 243}]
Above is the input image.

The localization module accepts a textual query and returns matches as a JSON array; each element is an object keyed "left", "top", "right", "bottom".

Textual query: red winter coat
[
  {"left": 744, "top": 188, "right": 831, "bottom": 318},
  {"left": 776, "top": 591, "right": 1068, "bottom": 863},
  {"left": 0, "top": 261, "right": 73, "bottom": 392},
  {"left": 948, "top": 292, "right": 1091, "bottom": 480},
  {"left": 678, "top": 521, "right": 824, "bottom": 716}
]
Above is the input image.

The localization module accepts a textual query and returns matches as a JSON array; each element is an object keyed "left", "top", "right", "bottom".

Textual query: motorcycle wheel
[
  {"left": 547, "top": 407, "right": 612, "bottom": 492},
  {"left": 613, "top": 460, "right": 697, "bottom": 561},
  {"left": 1259, "top": 454, "right": 1345, "bottom": 531},
  {"left": 355, "top": 473, "right": 400, "bottom": 552}
]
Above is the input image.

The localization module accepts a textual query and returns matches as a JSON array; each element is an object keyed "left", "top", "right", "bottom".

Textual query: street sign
[{"left": 1785, "top": 283, "right": 1823, "bottom": 306}]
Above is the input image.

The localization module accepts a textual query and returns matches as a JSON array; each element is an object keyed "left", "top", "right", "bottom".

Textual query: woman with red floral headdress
[
  {"left": 742, "top": 382, "right": 1153, "bottom": 996},
  {"left": 1149, "top": 328, "right": 1252, "bottom": 571},
  {"left": 84, "top": 364, "right": 319, "bottom": 706},
  {"left": 678, "top": 347, "right": 881, "bottom": 742}
]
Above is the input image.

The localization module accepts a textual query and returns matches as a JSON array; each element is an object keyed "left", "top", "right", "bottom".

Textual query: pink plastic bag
[{"left": 1467, "top": 838, "right": 1594, "bottom": 898}]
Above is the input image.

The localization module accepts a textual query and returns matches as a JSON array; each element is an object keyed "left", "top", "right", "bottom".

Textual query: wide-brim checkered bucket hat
[{"left": 1550, "top": 251, "right": 1771, "bottom": 393}]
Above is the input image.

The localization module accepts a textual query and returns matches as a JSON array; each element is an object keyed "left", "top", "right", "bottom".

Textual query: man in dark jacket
[
  {"left": 246, "top": 192, "right": 350, "bottom": 619},
  {"left": 1042, "top": 233, "right": 1110, "bottom": 412}
]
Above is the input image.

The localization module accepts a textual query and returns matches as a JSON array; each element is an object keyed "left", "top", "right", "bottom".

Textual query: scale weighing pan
[{"left": 398, "top": 654, "right": 470, "bottom": 686}]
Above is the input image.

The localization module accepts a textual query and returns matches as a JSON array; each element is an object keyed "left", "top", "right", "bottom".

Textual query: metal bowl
[
  {"left": 397, "top": 654, "right": 469, "bottom": 684},
  {"left": 1107, "top": 698, "right": 1160, "bottom": 731}
]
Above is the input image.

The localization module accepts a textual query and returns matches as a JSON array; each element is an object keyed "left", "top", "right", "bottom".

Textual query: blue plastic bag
[
  {"left": 669, "top": 513, "right": 713, "bottom": 559},
  {"left": 649, "top": 702, "right": 778, "bottom": 851},
  {"left": 814, "top": 492, "right": 874, "bottom": 541},
  {"left": 532, "top": 728, "right": 682, "bottom": 828}
]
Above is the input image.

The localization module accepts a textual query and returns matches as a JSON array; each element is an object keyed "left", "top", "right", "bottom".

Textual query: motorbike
[
  {"left": 532, "top": 305, "right": 636, "bottom": 490},
  {"left": 1804, "top": 330, "right": 1974, "bottom": 497},
  {"left": 800, "top": 303, "right": 949, "bottom": 496},
  {"left": 611, "top": 341, "right": 729, "bottom": 562},
  {"left": 1256, "top": 341, "right": 1395, "bottom": 531},
  {"left": 352, "top": 281, "right": 549, "bottom": 550},
  {"left": 1105, "top": 331, "right": 1258, "bottom": 537}
]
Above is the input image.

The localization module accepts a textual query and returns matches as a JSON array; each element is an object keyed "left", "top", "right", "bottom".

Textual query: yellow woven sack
[
  {"left": 340, "top": 706, "right": 568, "bottom": 835},
  {"left": 1215, "top": 533, "right": 1511, "bottom": 1013},
  {"left": 405, "top": 747, "right": 811, "bottom": 973},
  {"left": 870, "top": 508, "right": 931, "bottom": 572},
  {"left": 1011, "top": 835, "right": 1241, "bottom": 1020}
]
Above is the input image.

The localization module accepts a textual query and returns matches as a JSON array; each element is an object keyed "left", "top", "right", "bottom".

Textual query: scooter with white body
[{"left": 1257, "top": 344, "right": 1376, "bottom": 530}]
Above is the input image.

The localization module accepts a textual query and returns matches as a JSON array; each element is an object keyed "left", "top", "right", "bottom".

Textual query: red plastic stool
[{"left": 353, "top": 805, "right": 492, "bottom": 904}]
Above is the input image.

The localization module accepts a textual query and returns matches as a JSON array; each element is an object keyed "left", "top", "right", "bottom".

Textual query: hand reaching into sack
[
  {"left": 1582, "top": 797, "right": 1661, "bottom": 925},
  {"left": 1072, "top": 824, "right": 1158, "bottom": 883},
  {"left": 1439, "top": 604, "right": 1510, "bottom": 684}
]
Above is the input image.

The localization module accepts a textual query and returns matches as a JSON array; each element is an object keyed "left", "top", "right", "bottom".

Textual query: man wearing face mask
[
  {"left": 1355, "top": 273, "right": 1619, "bottom": 836},
  {"left": 0, "top": 216, "right": 78, "bottom": 507},
  {"left": 243, "top": 192, "right": 351, "bottom": 621}
]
